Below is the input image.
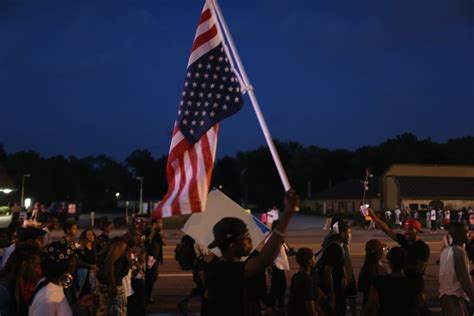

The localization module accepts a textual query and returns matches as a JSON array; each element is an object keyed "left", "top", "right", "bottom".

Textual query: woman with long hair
[
  {"left": 77, "top": 228, "right": 97, "bottom": 301},
  {"left": 0, "top": 243, "right": 42, "bottom": 316}
]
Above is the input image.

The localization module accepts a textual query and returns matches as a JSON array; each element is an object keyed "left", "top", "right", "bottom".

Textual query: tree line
[{"left": 1, "top": 133, "right": 474, "bottom": 212}]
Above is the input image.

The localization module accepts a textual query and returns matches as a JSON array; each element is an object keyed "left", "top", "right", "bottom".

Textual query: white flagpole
[{"left": 210, "top": 0, "right": 291, "bottom": 192}]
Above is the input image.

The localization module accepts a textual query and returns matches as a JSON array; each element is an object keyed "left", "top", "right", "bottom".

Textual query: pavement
[{"left": 0, "top": 213, "right": 447, "bottom": 315}]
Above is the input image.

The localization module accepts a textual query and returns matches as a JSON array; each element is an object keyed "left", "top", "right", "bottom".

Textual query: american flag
[{"left": 153, "top": 2, "right": 244, "bottom": 218}]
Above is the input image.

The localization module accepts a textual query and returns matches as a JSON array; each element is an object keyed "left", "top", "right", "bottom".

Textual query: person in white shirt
[
  {"left": 29, "top": 240, "right": 92, "bottom": 316},
  {"left": 431, "top": 209, "right": 438, "bottom": 232},
  {"left": 444, "top": 210, "right": 451, "bottom": 226},
  {"left": 267, "top": 206, "right": 280, "bottom": 228},
  {"left": 425, "top": 210, "right": 431, "bottom": 229},
  {"left": 439, "top": 222, "right": 473, "bottom": 315},
  {"left": 394, "top": 206, "right": 401, "bottom": 229},
  {"left": 42, "top": 216, "right": 59, "bottom": 246}
]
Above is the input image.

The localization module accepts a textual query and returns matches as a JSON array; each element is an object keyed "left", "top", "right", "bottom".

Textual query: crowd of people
[
  {"left": 1, "top": 192, "right": 473, "bottom": 316},
  {"left": 177, "top": 197, "right": 474, "bottom": 316},
  {"left": 0, "top": 210, "right": 165, "bottom": 316}
]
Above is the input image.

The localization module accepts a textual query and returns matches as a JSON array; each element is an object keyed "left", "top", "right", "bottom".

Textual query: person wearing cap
[
  {"left": 29, "top": 240, "right": 90, "bottom": 316},
  {"left": 357, "top": 240, "right": 388, "bottom": 308},
  {"left": 205, "top": 189, "right": 299, "bottom": 316},
  {"left": 368, "top": 208, "right": 430, "bottom": 312},
  {"left": 1, "top": 226, "right": 46, "bottom": 268},
  {"left": 438, "top": 222, "right": 473, "bottom": 316},
  {"left": 363, "top": 247, "right": 422, "bottom": 316}
]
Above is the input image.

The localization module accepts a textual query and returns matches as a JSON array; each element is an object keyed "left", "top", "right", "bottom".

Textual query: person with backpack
[
  {"left": 177, "top": 238, "right": 215, "bottom": 315},
  {"left": 316, "top": 220, "right": 356, "bottom": 316}
]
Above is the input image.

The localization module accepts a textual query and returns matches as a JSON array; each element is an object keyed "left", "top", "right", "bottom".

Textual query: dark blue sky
[{"left": 1, "top": 0, "right": 473, "bottom": 160}]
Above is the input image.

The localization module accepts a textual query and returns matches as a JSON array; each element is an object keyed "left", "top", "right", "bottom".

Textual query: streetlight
[
  {"left": 21, "top": 174, "right": 31, "bottom": 207},
  {"left": 136, "top": 177, "right": 143, "bottom": 214}
]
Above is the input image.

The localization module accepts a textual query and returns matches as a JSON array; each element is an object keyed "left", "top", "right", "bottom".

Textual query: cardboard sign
[{"left": 182, "top": 189, "right": 271, "bottom": 257}]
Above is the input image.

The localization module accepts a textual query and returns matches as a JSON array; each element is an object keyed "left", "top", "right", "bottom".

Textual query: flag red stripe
[
  {"left": 171, "top": 156, "right": 187, "bottom": 216},
  {"left": 202, "top": 126, "right": 217, "bottom": 186},
  {"left": 188, "top": 145, "right": 202, "bottom": 211},
  {"left": 198, "top": 9, "right": 212, "bottom": 25},
  {"left": 168, "top": 137, "right": 192, "bottom": 164},
  {"left": 191, "top": 25, "right": 218, "bottom": 53}
]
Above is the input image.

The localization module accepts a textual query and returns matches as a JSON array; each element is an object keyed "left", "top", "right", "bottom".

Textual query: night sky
[{"left": 1, "top": 0, "right": 473, "bottom": 160}]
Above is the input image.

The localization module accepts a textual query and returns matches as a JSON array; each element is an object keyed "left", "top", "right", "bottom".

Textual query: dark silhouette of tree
[{"left": 1, "top": 133, "right": 474, "bottom": 212}]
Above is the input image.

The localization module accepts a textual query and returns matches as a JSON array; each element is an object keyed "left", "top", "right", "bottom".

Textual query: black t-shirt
[
  {"left": 78, "top": 246, "right": 97, "bottom": 266},
  {"left": 373, "top": 274, "right": 421, "bottom": 316},
  {"left": 396, "top": 234, "right": 430, "bottom": 276},
  {"left": 288, "top": 271, "right": 315, "bottom": 316},
  {"left": 97, "top": 255, "right": 130, "bottom": 286},
  {"left": 319, "top": 241, "right": 345, "bottom": 302},
  {"left": 206, "top": 260, "right": 247, "bottom": 316}
]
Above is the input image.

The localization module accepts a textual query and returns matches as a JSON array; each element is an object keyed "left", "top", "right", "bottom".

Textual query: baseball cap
[
  {"left": 208, "top": 217, "right": 248, "bottom": 249},
  {"left": 365, "top": 239, "right": 387, "bottom": 254},
  {"left": 404, "top": 219, "right": 423, "bottom": 233},
  {"left": 17, "top": 226, "right": 46, "bottom": 242}
]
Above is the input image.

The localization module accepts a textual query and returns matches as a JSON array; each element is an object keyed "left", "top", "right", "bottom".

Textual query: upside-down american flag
[{"left": 152, "top": 1, "right": 244, "bottom": 218}]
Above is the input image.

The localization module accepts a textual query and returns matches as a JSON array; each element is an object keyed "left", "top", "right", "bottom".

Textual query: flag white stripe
[
  {"left": 188, "top": 34, "right": 221, "bottom": 67},
  {"left": 179, "top": 151, "right": 193, "bottom": 215},
  {"left": 194, "top": 139, "right": 208, "bottom": 210}
]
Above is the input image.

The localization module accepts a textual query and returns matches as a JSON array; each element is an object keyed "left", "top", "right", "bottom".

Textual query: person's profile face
[{"left": 234, "top": 231, "right": 252, "bottom": 257}]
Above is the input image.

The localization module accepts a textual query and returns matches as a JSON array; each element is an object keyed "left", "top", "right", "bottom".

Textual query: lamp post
[
  {"left": 136, "top": 177, "right": 143, "bottom": 214},
  {"left": 20, "top": 174, "right": 31, "bottom": 207}
]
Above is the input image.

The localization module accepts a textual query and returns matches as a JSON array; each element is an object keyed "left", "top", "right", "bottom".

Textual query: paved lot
[{"left": 1, "top": 214, "right": 447, "bottom": 315}]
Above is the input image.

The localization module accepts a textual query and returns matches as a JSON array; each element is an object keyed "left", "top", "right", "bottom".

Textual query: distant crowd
[{"left": 1, "top": 195, "right": 474, "bottom": 316}]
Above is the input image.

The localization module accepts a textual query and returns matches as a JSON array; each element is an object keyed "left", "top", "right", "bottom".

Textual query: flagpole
[{"left": 210, "top": 0, "right": 291, "bottom": 192}]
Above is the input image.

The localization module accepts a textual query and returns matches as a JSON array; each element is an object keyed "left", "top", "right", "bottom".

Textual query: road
[{"left": 150, "top": 215, "right": 445, "bottom": 315}]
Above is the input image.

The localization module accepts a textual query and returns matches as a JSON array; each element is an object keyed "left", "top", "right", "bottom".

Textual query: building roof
[
  {"left": 313, "top": 178, "right": 380, "bottom": 200},
  {"left": 397, "top": 176, "right": 474, "bottom": 199},
  {"left": 384, "top": 164, "right": 474, "bottom": 178}
]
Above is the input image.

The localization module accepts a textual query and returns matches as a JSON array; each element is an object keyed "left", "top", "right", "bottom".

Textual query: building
[
  {"left": 303, "top": 164, "right": 474, "bottom": 213},
  {"left": 382, "top": 164, "right": 474, "bottom": 211},
  {"left": 302, "top": 178, "right": 380, "bottom": 214}
]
